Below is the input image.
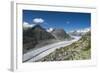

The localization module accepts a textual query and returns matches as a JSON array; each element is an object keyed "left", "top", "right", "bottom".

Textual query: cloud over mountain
[{"left": 23, "top": 22, "right": 35, "bottom": 30}]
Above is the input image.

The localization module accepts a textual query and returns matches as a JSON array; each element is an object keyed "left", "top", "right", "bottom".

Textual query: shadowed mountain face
[
  {"left": 23, "top": 25, "right": 56, "bottom": 53},
  {"left": 23, "top": 25, "right": 55, "bottom": 40},
  {"left": 51, "top": 29, "right": 71, "bottom": 40},
  {"left": 37, "top": 31, "right": 91, "bottom": 61}
]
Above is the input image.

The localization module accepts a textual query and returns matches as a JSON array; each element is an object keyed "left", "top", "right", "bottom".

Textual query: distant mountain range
[
  {"left": 68, "top": 28, "right": 90, "bottom": 36},
  {"left": 23, "top": 24, "right": 71, "bottom": 54}
]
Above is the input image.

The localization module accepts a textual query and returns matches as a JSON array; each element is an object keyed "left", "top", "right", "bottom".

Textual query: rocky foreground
[{"left": 37, "top": 31, "right": 91, "bottom": 62}]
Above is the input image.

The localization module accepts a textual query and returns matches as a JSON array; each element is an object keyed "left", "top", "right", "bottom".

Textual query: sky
[{"left": 23, "top": 10, "right": 91, "bottom": 32}]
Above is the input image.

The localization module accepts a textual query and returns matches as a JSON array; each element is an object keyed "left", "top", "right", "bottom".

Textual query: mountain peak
[
  {"left": 51, "top": 28, "right": 71, "bottom": 40},
  {"left": 31, "top": 24, "right": 46, "bottom": 31},
  {"left": 32, "top": 24, "right": 42, "bottom": 29}
]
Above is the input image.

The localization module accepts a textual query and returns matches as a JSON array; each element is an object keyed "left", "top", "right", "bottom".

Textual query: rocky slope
[{"left": 37, "top": 31, "right": 91, "bottom": 61}]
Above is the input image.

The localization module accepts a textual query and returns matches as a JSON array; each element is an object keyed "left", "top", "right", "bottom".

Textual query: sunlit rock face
[{"left": 51, "top": 28, "right": 71, "bottom": 40}]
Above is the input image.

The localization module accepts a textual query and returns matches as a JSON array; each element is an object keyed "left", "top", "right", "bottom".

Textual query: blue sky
[{"left": 23, "top": 10, "right": 91, "bottom": 32}]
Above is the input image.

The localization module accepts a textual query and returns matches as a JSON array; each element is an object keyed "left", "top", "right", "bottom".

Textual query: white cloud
[
  {"left": 23, "top": 22, "right": 34, "bottom": 30},
  {"left": 33, "top": 18, "right": 44, "bottom": 24}
]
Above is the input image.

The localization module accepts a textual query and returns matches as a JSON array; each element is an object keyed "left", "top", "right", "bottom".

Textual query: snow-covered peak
[
  {"left": 76, "top": 28, "right": 90, "bottom": 33},
  {"left": 68, "top": 28, "right": 90, "bottom": 36},
  {"left": 47, "top": 28, "right": 54, "bottom": 32}
]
